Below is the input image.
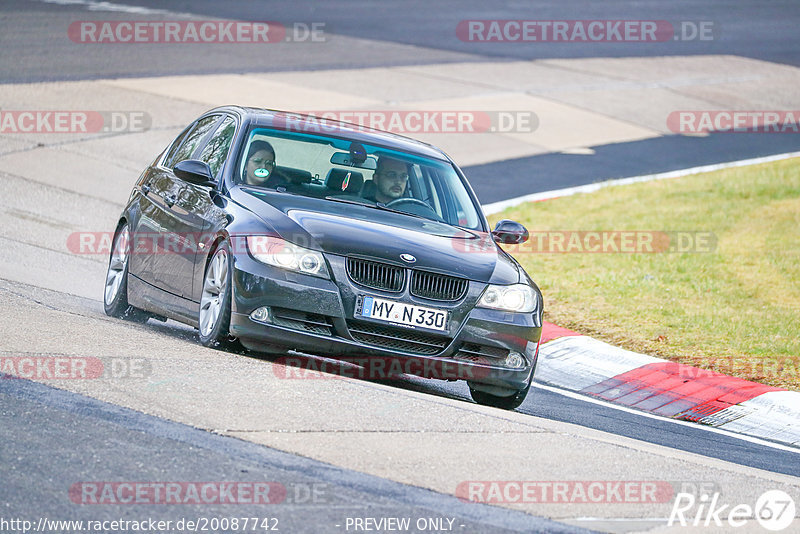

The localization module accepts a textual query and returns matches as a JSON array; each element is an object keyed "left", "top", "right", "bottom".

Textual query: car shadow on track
[{"left": 132, "top": 316, "right": 481, "bottom": 407}]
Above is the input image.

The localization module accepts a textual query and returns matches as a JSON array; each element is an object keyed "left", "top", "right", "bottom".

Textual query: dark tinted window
[
  {"left": 166, "top": 115, "right": 220, "bottom": 168},
  {"left": 163, "top": 125, "right": 192, "bottom": 166},
  {"left": 198, "top": 116, "right": 236, "bottom": 177}
]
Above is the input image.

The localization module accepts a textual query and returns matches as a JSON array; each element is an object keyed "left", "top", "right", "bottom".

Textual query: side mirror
[
  {"left": 491, "top": 219, "right": 529, "bottom": 244},
  {"left": 174, "top": 159, "right": 216, "bottom": 188}
]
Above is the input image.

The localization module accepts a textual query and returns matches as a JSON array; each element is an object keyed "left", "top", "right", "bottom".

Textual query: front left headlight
[
  {"left": 477, "top": 283, "right": 538, "bottom": 313},
  {"left": 246, "top": 236, "right": 330, "bottom": 279}
]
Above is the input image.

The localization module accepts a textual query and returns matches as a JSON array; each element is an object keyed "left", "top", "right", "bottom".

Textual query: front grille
[
  {"left": 271, "top": 308, "right": 333, "bottom": 336},
  {"left": 346, "top": 258, "right": 404, "bottom": 292},
  {"left": 410, "top": 271, "right": 468, "bottom": 301},
  {"left": 456, "top": 342, "right": 509, "bottom": 362},
  {"left": 347, "top": 320, "right": 448, "bottom": 355}
]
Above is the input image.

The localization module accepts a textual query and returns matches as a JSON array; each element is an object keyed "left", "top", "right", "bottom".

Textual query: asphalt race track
[{"left": 1, "top": 1, "right": 799, "bottom": 533}]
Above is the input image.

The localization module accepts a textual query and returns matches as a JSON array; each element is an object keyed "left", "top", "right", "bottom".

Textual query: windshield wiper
[
  {"left": 323, "top": 196, "right": 374, "bottom": 207},
  {"left": 373, "top": 202, "right": 432, "bottom": 221},
  {"left": 243, "top": 185, "right": 301, "bottom": 197}
]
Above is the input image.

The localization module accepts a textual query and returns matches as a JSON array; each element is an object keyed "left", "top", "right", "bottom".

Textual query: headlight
[
  {"left": 477, "top": 284, "right": 537, "bottom": 313},
  {"left": 246, "top": 236, "right": 330, "bottom": 279}
]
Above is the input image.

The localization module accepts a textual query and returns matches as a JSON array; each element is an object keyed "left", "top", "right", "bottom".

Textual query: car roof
[{"left": 210, "top": 105, "right": 452, "bottom": 163}]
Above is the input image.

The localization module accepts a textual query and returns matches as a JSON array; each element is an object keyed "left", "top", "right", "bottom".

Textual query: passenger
[
  {"left": 242, "top": 140, "right": 287, "bottom": 188},
  {"left": 363, "top": 156, "right": 409, "bottom": 204}
]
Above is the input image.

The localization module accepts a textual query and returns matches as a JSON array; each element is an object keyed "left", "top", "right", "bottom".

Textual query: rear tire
[{"left": 103, "top": 223, "right": 149, "bottom": 323}]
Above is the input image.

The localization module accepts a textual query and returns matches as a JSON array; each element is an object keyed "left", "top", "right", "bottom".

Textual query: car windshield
[{"left": 235, "top": 127, "right": 484, "bottom": 231}]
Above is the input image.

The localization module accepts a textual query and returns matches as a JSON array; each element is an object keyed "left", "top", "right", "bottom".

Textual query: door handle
[{"left": 164, "top": 193, "right": 177, "bottom": 207}]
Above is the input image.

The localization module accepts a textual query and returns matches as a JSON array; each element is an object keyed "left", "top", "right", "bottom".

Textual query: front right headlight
[
  {"left": 477, "top": 283, "right": 538, "bottom": 313},
  {"left": 246, "top": 236, "right": 330, "bottom": 279}
]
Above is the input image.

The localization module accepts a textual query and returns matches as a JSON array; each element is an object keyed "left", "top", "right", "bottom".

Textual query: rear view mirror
[
  {"left": 330, "top": 151, "right": 377, "bottom": 170},
  {"left": 492, "top": 219, "right": 529, "bottom": 244},
  {"left": 174, "top": 159, "right": 216, "bottom": 188}
]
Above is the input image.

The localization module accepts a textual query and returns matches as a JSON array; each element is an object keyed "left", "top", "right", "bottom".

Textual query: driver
[{"left": 364, "top": 156, "right": 409, "bottom": 204}]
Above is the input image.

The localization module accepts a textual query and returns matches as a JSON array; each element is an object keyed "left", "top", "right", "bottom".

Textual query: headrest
[
  {"left": 361, "top": 180, "right": 376, "bottom": 199},
  {"left": 325, "top": 168, "right": 364, "bottom": 194},
  {"left": 277, "top": 166, "right": 313, "bottom": 184}
]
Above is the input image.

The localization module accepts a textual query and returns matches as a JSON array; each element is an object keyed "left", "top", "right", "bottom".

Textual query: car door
[
  {"left": 171, "top": 114, "right": 238, "bottom": 300},
  {"left": 133, "top": 114, "right": 222, "bottom": 296},
  {"left": 128, "top": 124, "right": 189, "bottom": 285}
]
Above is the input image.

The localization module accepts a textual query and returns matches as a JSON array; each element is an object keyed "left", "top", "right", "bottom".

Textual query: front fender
[{"left": 190, "top": 192, "right": 280, "bottom": 303}]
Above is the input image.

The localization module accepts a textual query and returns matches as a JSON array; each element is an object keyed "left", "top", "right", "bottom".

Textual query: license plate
[{"left": 357, "top": 296, "right": 448, "bottom": 332}]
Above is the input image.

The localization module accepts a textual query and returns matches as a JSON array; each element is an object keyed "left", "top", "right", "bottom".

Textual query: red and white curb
[
  {"left": 483, "top": 152, "right": 800, "bottom": 448},
  {"left": 535, "top": 323, "right": 800, "bottom": 448}
]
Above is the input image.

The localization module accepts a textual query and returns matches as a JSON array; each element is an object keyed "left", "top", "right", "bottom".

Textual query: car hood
[{"left": 233, "top": 188, "right": 520, "bottom": 284}]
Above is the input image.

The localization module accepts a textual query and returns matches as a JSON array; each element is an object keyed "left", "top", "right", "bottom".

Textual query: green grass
[{"left": 489, "top": 158, "right": 800, "bottom": 390}]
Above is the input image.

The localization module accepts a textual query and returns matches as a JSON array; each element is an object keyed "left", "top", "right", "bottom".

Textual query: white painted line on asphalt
[
  {"left": 571, "top": 518, "right": 668, "bottom": 523},
  {"left": 538, "top": 337, "right": 800, "bottom": 448},
  {"left": 34, "top": 0, "right": 193, "bottom": 16},
  {"left": 482, "top": 151, "right": 800, "bottom": 215},
  {"left": 532, "top": 382, "right": 800, "bottom": 455}
]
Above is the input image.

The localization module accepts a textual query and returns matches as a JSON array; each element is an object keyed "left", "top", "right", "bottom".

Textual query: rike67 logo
[{"left": 669, "top": 490, "right": 796, "bottom": 531}]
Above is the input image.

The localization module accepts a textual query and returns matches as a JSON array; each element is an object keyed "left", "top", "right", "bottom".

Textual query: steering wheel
[
  {"left": 386, "top": 198, "right": 432, "bottom": 210},
  {"left": 386, "top": 198, "right": 444, "bottom": 222}
]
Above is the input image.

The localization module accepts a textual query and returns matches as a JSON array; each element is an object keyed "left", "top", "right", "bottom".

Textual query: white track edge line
[
  {"left": 34, "top": 0, "right": 195, "bottom": 16},
  {"left": 532, "top": 382, "right": 800, "bottom": 455},
  {"left": 482, "top": 151, "right": 800, "bottom": 215}
]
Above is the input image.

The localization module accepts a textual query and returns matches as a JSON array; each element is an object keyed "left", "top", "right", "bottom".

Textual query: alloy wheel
[
  {"left": 104, "top": 226, "right": 130, "bottom": 306},
  {"left": 199, "top": 248, "right": 229, "bottom": 337}
]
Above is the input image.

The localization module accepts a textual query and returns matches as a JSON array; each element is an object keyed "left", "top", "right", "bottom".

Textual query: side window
[
  {"left": 166, "top": 115, "right": 220, "bottom": 168},
  {"left": 416, "top": 166, "right": 443, "bottom": 216},
  {"left": 198, "top": 116, "right": 236, "bottom": 178},
  {"left": 162, "top": 125, "right": 192, "bottom": 166}
]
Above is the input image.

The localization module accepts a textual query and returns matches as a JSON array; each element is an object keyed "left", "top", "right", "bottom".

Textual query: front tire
[
  {"left": 198, "top": 241, "right": 238, "bottom": 349},
  {"left": 104, "top": 223, "right": 149, "bottom": 323},
  {"left": 468, "top": 380, "right": 531, "bottom": 410}
]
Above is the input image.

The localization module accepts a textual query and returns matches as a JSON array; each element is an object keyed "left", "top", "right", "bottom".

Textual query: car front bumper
[{"left": 227, "top": 250, "right": 542, "bottom": 393}]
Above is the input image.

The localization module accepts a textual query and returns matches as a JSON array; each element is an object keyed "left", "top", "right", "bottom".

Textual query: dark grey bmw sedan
[{"left": 104, "top": 106, "right": 542, "bottom": 409}]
